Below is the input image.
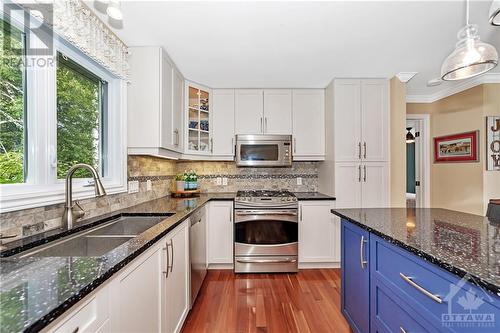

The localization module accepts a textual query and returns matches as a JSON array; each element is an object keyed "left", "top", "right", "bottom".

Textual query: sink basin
[{"left": 15, "top": 213, "right": 174, "bottom": 258}]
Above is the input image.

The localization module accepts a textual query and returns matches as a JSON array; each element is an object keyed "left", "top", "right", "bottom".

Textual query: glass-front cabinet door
[{"left": 186, "top": 82, "right": 212, "bottom": 154}]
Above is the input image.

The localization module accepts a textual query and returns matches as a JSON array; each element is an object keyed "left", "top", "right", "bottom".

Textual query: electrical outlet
[
  {"left": 146, "top": 180, "right": 152, "bottom": 191},
  {"left": 128, "top": 180, "right": 139, "bottom": 193},
  {"left": 216, "top": 177, "right": 222, "bottom": 185},
  {"left": 296, "top": 177, "right": 303, "bottom": 185},
  {"left": 222, "top": 177, "right": 228, "bottom": 186}
]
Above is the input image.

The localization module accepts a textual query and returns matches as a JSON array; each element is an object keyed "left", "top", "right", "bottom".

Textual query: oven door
[
  {"left": 234, "top": 209, "right": 298, "bottom": 256},
  {"left": 236, "top": 140, "right": 291, "bottom": 167}
]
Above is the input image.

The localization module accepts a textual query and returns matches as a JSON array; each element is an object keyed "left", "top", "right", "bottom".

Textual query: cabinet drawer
[
  {"left": 371, "top": 235, "right": 500, "bottom": 332},
  {"left": 51, "top": 288, "right": 108, "bottom": 333},
  {"left": 371, "top": 281, "right": 432, "bottom": 333}
]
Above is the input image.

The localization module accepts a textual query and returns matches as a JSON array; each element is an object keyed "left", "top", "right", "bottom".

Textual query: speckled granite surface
[
  {"left": 0, "top": 193, "right": 235, "bottom": 333},
  {"left": 332, "top": 208, "right": 500, "bottom": 296},
  {"left": 294, "top": 192, "right": 336, "bottom": 200}
]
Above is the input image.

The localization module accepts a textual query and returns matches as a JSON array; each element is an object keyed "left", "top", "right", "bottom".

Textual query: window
[
  {"left": 0, "top": 18, "right": 26, "bottom": 184},
  {"left": 0, "top": 12, "right": 127, "bottom": 212},
  {"left": 56, "top": 52, "right": 108, "bottom": 179}
]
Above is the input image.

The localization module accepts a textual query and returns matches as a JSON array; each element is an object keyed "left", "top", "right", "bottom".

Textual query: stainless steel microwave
[{"left": 235, "top": 135, "right": 292, "bottom": 167}]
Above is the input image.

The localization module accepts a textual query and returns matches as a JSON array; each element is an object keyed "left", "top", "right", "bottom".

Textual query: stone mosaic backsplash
[{"left": 0, "top": 156, "right": 318, "bottom": 242}]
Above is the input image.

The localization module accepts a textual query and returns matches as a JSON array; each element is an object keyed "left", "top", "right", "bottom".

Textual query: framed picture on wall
[{"left": 433, "top": 131, "right": 479, "bottom": 163}]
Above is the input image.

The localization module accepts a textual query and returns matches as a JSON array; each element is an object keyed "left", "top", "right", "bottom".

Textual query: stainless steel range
[{"left": 234, "top": 190, "right": 298, "bottom": 273}]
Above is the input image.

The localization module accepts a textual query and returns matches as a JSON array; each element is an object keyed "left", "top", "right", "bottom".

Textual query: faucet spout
[{"left": 62, "top": 163, "right": 107, "bottom": 230}]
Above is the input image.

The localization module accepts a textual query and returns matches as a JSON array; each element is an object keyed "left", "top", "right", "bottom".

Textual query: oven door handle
[
  {"left": 235, "top": 211, "right": 298, "bottom": 216},
  {"left": 236, "top": 258, "right": 297, "bottom": 264}
]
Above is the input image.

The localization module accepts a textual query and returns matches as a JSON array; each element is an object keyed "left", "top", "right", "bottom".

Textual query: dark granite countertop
[
  {"left": 0, "top": 193, "right": 235, "bottom": 333},
  {"left": 331, "top": 208, "right": 500, "bottom": 297},
  {"left": 294, "top": 192, "right": 336, "bottom": 200}
]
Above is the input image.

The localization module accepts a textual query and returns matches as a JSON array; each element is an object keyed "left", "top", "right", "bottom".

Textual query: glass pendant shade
[
  {"left": 490, "top": 0, "right": 500, "bottom": 26},
  {"left": 441, "top": 25, "right": 498, "bottom": 81},
  {"left": 107, "top": 0, "right": 123, "bottom": 20}
]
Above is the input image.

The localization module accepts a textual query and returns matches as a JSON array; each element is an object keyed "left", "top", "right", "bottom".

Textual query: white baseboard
[
  {"left": 207, "top": 263, "right": 234, "bottom": 270},
  {"left": 298, "top": 262, "right": 341, "bottom": 269}
]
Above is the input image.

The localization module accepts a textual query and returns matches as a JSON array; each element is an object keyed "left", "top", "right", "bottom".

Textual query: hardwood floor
[{"left": 181, "top": 269, "right": 351, "bottom": 333}]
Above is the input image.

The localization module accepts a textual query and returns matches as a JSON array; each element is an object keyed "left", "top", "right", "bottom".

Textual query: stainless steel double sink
[{"left": 14, "top": 214, "right": 174, "bottom": 258}]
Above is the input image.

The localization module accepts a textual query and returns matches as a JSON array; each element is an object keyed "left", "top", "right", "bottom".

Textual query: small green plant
[{"left": 175, "top": 174, "right": 184, "bottom": 181}]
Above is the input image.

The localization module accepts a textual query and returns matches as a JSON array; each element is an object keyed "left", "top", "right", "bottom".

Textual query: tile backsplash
[{"left": 0, "top": 156, "right": 318, "bottom": 242}]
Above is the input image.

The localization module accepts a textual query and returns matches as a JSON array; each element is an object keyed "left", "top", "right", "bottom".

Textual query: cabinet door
[
  {"left": 172, "top": 68, "right": 184, "bottom": 151},
  {"left": 334, "top": 80, "right": 362, "bottom": 162},
  {"left": 292, "top": 89, "right": 325, "bottom": 159},
  {"left": 361, "top": 162, "right": 389, "bottom": 208},
  {"left": 361, "top": 80, "right": 388, "bottom": 161},
  {"left": 298, "top": 200, "right": 338, "bottom": 263},
  {"left": 207, "top": 201, "right": 233, "bottom": 264},
  {"left": 112, "top": 245, "right": 163, "bottom": 333},
  {"left": 235, "top": 89, "right": 264, "bottom": 134},
  {"left": 334, "top": 162, "right": 362, "bottom": 209},
  {"left": 341, "top": 220, "right": 370, "bottom": 333},
  {"left": 212, "top": 89, "right": 235, "bottom": 156},
  {"left": 164, "top": 222, "right": 189, "bottom": 333},
  {"left": 263, "top": 89, "right": 292, "bottom": 134},
  {"left": 160, "top": 52, "right": 174, "bottom": 150}
]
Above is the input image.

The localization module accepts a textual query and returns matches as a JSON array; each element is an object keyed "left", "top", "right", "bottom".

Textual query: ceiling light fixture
[
  {"left": 406, "top": 127, "right": 415, "bottom": 143},
  {"left": 441, "top": 0, "right": 498, "bottom": 81},
  {"left": 490, "top": 0, "right": 500, "bottom": 26},
  {"left": 106, "top": 0, "right": 123, "bottom": 21},
  {"left": 427, "top": 78, "right": 443, "bottom": 87}
]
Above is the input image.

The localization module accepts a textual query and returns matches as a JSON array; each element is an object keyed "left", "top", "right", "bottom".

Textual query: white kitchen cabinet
[
  {"left": 163, "top": 221, "right": 190, "bottom": 333},
  {"left": 186, "top": 82, "right": 212, "bottom": 154},
  {"left": 333, "top": 79, "right": 388, "bottom": 162},
  {"left": 207, "top": 201, "right": 234, "bottom": 266},
  {"left": 128, "top": 46, "right": 184, "bottom": 157},
  {"left": 235, "top": 89, "right": 264, "bottom": 135},
  {"left": 212, "top": 89, "right": 235, "bottom": 158},
  {"left": 263, "top": 89, "right": 292, "bottom": 135},
  {"left": 298, "top": 200, "right": 339, "bottom": 265},
  {"left": 334, "top": 162, "right": 362, "bottom": 209},
  {"left": 361, "top": 162, "right": 389, "bottom": 208},
  {"left": 292, "top": 89, "right": 325, "bottom": 160},
  {"left": 172, "top": 68, "right": 184, "bottom": 150}
]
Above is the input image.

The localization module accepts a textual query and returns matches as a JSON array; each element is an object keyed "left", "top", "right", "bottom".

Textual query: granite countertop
[
  {"left": 0, "top": 193, "right": 235, "bottom": 333},
  {"left": 294, "top": 192, "right": 336, "bottom": 200},
  {"left": 331, "top": 208, "right": 500, "bottom": 296}
]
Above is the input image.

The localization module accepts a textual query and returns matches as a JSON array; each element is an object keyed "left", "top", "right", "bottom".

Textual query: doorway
[{"left": 406, "top": 114, "right": 430, "bottom": 208}]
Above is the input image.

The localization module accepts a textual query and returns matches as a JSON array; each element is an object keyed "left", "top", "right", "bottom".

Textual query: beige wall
[
  {"left": 389, "top": 77, "right": 407, "bottom": 207},
  {"left": 407, "top": 84, "right": 500, "bottom": 215}
]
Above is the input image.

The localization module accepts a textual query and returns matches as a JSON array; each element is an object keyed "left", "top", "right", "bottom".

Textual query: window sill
[{"left": 0, "top": 181, "right": 128, "bottom": 213}]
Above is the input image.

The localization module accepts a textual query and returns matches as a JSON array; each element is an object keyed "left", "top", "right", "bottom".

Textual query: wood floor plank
[{"left": 181, "top": 269, "right": 351, "bottom": 333}]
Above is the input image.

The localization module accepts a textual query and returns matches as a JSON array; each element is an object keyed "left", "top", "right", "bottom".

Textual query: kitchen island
[{"left": 332, "top": 208, "right": 500, "bottom": 333}]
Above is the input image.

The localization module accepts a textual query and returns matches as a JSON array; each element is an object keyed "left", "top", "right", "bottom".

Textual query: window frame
[{"left": 0, "top": 9, "right": 127, "bottom": 212}]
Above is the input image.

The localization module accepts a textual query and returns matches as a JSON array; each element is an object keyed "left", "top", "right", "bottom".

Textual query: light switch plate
[
  {"left": 128, "top": 180, "right": 139, "bottom": 193},
  {"left": 222, "top": 177, "right": 228, "bottom": 186},
  {"left": 296, "top": 177, "right": 303, "bottom": 185},
  {"left": 146, "top": 180, "right": 152, "bottom": 191},
  {"left": 216, "top": 177, "right": 222, "bottom": 185}
]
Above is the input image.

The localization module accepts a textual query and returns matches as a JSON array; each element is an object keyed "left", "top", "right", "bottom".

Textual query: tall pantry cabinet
[{"left": 330, "top": 79, "right": 389, "bottom": 208}]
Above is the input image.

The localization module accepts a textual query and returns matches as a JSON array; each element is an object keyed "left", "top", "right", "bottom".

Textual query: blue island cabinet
[{"left": 341, "top": 220, "right": 370, "bottom": 333}]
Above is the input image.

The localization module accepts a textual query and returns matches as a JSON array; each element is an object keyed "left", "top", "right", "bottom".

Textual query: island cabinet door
[{"left": 341, "top": 219, "right": 370, "bottom": 333}]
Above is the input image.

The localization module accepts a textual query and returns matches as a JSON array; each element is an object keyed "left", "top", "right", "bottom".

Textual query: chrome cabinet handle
[
  {"left": 363, "top": 165, "right": 367, "bottom": 182},
  {"left": 360, "top": 235, "right": 367, "bottom": 269},
  {"left": 294, "top": 138, "right": 297, "bottom": 153},
  {"left": 260, "top": 117, "right": 263, "bottom": 133},
  {"left": 399, "top": 273, "right": 443, "bottom": 303},
  {"left": 71, "top": 327, "right": 79, "bottom": 333},
  {"left": 163, "top": 243, "right": 170, "bottom": 278},
  {"left": 174, "top": 129, "right": 179, "bottom": 146},
  {"left": 358, "top": 142, "right": 362, "bottom": 159},
  {"left": 232, "top": 137, "right": 235, "bottom": 155},
  {"left": 400, "top": 327, "right": 408, "bottom": 333},
  {"left": 0, "top": 233, "right": 18, "bottom": 240},
  {"left": 237, "top": 258, "right": 297, "bottom": 264},
  {"left": 358, "top": 165, "right": 362, "bottom": 182},
  {"left": 265, "top": 117, "right": 268, "bottom": 133},
  {"left": 169, "top": 239, "right": 174, "bottom": 273},
  {"left": 210, "top": 138, "right": 213, "bottom": 153},
  {"left": 300, "top": 206, "right": 303, "bottom": 221},
  {"left": 363, "top": 142, "right": 367, "bottom": 159}
]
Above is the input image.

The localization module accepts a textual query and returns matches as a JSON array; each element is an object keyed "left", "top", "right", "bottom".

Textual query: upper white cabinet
[
  {"left": 235, "top": 89, "right": 264, "bottom": 135},
  {"left": 128, "top": 46, "right": 184, "bottom": 156},
  {"left": 186, "top": 82, "right": 212, "bottom": 154},
  {"left": 292, "top": 89, "right": 325, "bottom": 160},
  {"left": 207, "top": 201, "right": 234, "bottom": 266},
  {"left": 212, "top": 89, "right": 235, "bottom": 157},
  {"left": 334, "top": 79, "right": 388, "bottom": 162},
  {"left": 263, "top": 89, "right": 292, "bottom": 134}
]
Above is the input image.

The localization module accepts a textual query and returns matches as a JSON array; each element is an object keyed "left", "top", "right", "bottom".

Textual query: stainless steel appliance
[
  {"left": 189, "top": 208, "right": 207, "bottom": 306},
  {"left": 235, "top": 134, "right": 292, "bottom": 167},
  {"left": 234, "top": 190, "right": 298, "bottom": 273}
]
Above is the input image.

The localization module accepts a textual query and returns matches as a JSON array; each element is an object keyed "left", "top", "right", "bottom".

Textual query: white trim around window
[{"left": 0, "top": 11, "right": 127, "bottom": 213}]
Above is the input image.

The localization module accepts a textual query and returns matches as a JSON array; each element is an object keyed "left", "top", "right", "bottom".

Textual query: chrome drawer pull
[
  {"left": 399, "top": 327, "right": 407, "bottom": 333},
  {"left": 359, "top": 235, "right": 367, "bottom": 269},
  {"left": 237, "top": 259, "right": 297, "bottom": 264},
  {"left": 399, "top": 273, "right": 443, "bottom": 304}
]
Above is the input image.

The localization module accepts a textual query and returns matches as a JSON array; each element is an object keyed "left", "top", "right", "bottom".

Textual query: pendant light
[
  {"left": 406, "top": 127, "right": 415, "bottom": 143},
  {"left": 106, "top": 0, "right": 123, "bottom": 21},
  {"left": 441, "top": 0, "right": 498, "bottom": 81},
  {"left": 490, "top": 0, "right": 500, "bottom": 26}
]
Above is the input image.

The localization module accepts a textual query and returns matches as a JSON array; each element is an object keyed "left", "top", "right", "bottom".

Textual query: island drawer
[{"left": 370, "top": 234, "right": 500, "bottom": 331}]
